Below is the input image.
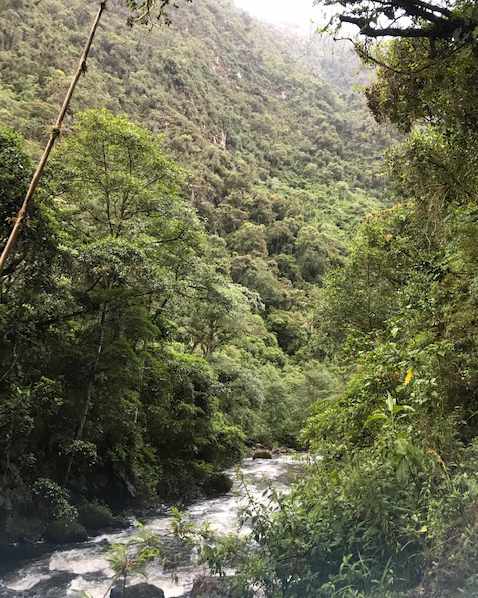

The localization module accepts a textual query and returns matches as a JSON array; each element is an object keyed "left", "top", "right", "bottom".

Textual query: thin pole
[{"left": 0, "top": 1, "right": 107, "bottom": 273}]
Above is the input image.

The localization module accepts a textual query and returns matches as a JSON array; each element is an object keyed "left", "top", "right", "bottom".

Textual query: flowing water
[{"left": 0, "top": 455, "right": 304, "bottom": 598}]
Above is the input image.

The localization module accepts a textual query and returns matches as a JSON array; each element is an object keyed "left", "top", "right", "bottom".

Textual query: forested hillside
[
  {"left": 0, "top": 0, "right": 391, "bottom": 546},
  {"left": 5, "top": 0, "right": 478, "bottom": 596},
  {"left": 180, "top": 1, "right": 478, "bottom": 597}
]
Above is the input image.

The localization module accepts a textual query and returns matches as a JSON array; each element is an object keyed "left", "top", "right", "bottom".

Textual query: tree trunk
[
  {"left": 0, "top": 1, "right": 107, "bottom": 274},
  {"left": 64, "top": 301, "right": 108, "bottom": 484}
]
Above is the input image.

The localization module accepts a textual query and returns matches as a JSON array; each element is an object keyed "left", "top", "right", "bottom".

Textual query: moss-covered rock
[
  {"left": 253, "top": 448, "right": 273, "bottom": 459},
  {"left": 78, "top": 502, "right": 128, "bottom": 534},
  {"left": 43, "top": 519, "right": 88, "bottom": 544},
  {"left": 202, "top": 472, "right": 233, "bottom": 497}
]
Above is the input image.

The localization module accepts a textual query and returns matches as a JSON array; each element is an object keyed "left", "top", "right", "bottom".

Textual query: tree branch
[{"left": 339, "top": 13, "right": 470, "bottom": 39}]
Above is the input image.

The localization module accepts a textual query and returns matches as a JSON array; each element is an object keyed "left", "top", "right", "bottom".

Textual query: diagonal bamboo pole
[{"left": 0, "top": 1, "right": 108, "bottom": 274}]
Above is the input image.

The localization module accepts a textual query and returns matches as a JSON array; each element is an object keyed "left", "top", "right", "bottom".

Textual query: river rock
[
  {"left": 253, "top": 448, "right": 272, "bottom": 459},
  {"left": 43, "top": 519, "right": 88, "bottom": 544},
  {"left": 202, "top": 472, "right": 233, "bottom": 497},
  {"left": 272, "top": 447, "right": 292, "bottom": 455},
  {"left": 78, "top": 502, "right": 129, "bottom": 534},
  {"left": 110, "top": 583, "right": 165, "bottom": 597},
  {"left": 190, "top": 575, "right": 235, "bottom": 597},
  {"left": 0, "top": 541, "right": 54, "bottom": 569},
  {"left": 1, "top": 571, "right": 76, "bottom": 597}
]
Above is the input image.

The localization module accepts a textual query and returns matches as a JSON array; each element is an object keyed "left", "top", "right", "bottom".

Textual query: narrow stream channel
[{"left": 0, "top": 456, "right": 304, "bottom": 598}]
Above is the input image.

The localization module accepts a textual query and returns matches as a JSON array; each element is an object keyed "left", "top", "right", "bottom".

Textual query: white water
[{"left": 0, "top": 456, "right": 304, "bottom": 598}]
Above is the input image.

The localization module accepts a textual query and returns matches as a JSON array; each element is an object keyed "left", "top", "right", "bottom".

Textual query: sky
[{"left": 233, "top": 0, "right": 324, "bottom": 30}]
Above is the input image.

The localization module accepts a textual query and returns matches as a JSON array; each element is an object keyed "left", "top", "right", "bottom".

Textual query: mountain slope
[
  {"left": 0, "top": 0, "right": 393, "bottom": 307},
  {"left": 0, "top": 0, "right": 394, "bottom": 542}
]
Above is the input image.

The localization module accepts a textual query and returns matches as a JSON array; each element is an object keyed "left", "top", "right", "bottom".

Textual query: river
[{"left": 0, "top": 455, "right": 304, "bottom": 598}]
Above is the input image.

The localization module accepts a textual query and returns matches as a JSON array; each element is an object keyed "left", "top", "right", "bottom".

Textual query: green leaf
[
  {"left": 365, "top": 412, "right": 387, "bottom": 426},
  {"left": 385, "top": 393, "right": 396, "bottom": 414}
]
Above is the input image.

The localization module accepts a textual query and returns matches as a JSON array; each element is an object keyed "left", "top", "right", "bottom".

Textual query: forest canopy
[
  {"left": 0, "top": 0, "right": 390, "bottom": 550},
  {"left": 180, "top": 1, "right": 478, "bottom": 596},
  {"left": 2, "top": 0, "right": 478, "bottom": 596}
]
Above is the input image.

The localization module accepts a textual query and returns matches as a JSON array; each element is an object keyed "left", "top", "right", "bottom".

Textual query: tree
[
  {"left": 0, "top": 0, "right": 398, "bottom": 548},
  {"left": 52, "top": 109, "right": 200, "bottom": 482},
  {"left": 182, "top": 272, "right": 261, "bottom": 357},
  {"left": 313, "top": 205, "right": 426, "bottom": 359},
  {"left": 0, "top": 127, "right": 65, "bottom": 532},
  {"left": 126, "top": 0, "right": 193, "bottom": 24},
  {"left": 213, "top": 4, "right": 478, "bottom": 596}
]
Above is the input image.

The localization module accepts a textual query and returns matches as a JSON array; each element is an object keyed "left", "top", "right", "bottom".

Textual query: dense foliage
[
  {"left": 5, "top": 0, "right": 478, "bottom": 596},
  {"left": 0, "top": 0, "right": 390, "bottom": 544},
  {"left": 6, "top": 2, "right": 478, "bottom": 597},
  {"left": 188, "top": 5, "right": 478, "bottom": 597}
]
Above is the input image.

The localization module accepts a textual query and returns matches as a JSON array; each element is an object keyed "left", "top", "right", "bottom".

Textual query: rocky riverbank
[{"left": 0, "top": 456, "right": 304, "bottom": 598}]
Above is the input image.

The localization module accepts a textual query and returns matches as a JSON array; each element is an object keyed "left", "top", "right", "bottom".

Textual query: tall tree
[{"left": 53, "top": 108, "right": 199, "bottom": 481}]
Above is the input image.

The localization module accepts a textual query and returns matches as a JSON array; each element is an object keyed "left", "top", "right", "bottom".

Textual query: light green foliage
[
  {"left": 107, "top": 526, "right": 163, "bottom": 594},
  {"left": 0, "top": 0, "right": 391, "bottom": 302},
  {"left": 171, "top": 506, "right": 252, "bottom": 596},
  {"left": 0, "top": 103, "right": 341, "bottom": 540},
  {"left": 191, "top": 6, "right": 478, "bottom": 597},
  {"left": 0, "top": 112, "right": 261, "bottom": 536}
]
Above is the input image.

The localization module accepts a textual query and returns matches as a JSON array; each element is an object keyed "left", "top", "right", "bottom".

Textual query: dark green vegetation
[
  {"left": 183, "top": 2, "right": 478, "bottom": 596},
  {"left": 0, "top": 0, "right": 390, "bottom": 544}
]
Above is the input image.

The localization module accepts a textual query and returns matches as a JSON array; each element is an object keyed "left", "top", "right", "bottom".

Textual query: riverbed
[{"left": 0, "top": 455, "right": 304, "bottom": 598}]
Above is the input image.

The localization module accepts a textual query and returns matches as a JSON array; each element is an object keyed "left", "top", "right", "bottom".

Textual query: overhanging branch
[{"left": 339, "top": 13, "right": 473, "bottom": 39}]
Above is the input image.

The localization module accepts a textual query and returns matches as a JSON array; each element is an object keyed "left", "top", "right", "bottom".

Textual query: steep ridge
[
  {"left": 0, "top": 0, "right": 394, "bottom": 322},
  {"left": 0, "top": 0, "right": 389, "bottom": 221}
]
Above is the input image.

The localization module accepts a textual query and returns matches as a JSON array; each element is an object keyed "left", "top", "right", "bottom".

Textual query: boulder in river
[
  {"left": 0, "top": 571, "right": 77, "bottom": 597},
  {"left": 43, "top": 519, "right": 88, "bottom": 544},
  {"left": 190, "top": 575, "right": 235, "bottom": 597},
  {"left": 272, "top": 447, "right": 292, "bottom": 455},
  {"left": 110, "top": 582, "right": 165, "bottom": 597},
  {"left": 253, "top": 448, "right": 272, "bottom": 459},
  {"left": 0, "top": 540, "right": 54, "bottom": 570},
  {"left": 202, "top": 472, "right": 233, "bottom": 497},
  {"left": 78, "top": 502, "right": 129, "bottom": 534}
]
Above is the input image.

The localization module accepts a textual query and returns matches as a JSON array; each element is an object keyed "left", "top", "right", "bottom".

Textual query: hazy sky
[{"left": 234, "top": 0, "right": 323, "bottom": 30}]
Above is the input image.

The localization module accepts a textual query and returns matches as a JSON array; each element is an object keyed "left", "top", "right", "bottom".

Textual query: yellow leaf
[{"left": 404, "top": 368, "right": 414, "bottom": 385}]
